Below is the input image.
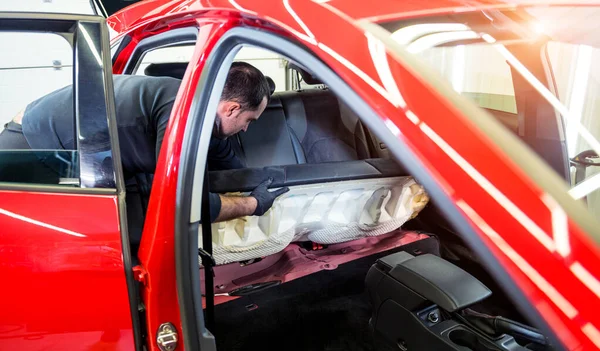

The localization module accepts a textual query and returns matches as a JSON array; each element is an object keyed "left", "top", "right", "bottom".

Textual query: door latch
[{"left": 156, "top": 322, "right": 178, "bottom": 351}]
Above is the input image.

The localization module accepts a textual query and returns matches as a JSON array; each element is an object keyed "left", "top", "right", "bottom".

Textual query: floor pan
[
  {"left": 212, "top": 236, "right": 440, "bottom": 351},
  {"left": 201, "top": 230, "right": 433, "bottom": 305}
]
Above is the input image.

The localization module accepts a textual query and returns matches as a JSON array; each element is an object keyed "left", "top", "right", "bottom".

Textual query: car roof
[{"left": 108, "top": 0, "right": 600, "bottom": 38}]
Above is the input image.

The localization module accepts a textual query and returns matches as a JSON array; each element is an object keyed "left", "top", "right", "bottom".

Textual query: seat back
[
  {"left": 231, "top": 96, "right": 302, "bottom": 167},
  {"left": 279, "top": 89, "right": 371, "bottom": 163}
]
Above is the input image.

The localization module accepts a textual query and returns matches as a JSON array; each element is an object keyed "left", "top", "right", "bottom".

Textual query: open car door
[{"left": 0, "top": 12, "right": 141, "bottom": 351}]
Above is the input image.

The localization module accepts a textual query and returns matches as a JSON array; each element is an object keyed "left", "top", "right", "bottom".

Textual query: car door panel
[
  {"left": 0, "top": 191, "right": 134, "bottom": 350},
  {"left": 0, "top": 13, "right": 137, "bottom": 351}
]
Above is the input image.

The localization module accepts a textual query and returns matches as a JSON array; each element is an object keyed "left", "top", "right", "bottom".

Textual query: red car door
[
  {"left": 110, "top": 15, "right": 231, "bottom": 351},
  {"left": 0, "top": 13, "right": 141, "bottom": 351}
]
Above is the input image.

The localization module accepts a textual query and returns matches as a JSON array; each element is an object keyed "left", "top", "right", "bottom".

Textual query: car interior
[{"left": 136, "top": 41, "right": 559, "bottom": 350}]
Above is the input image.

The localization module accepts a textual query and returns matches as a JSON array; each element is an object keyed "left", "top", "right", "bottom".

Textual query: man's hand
[{"left": 250, "top": 177, "right": 290, "bottom": 216}]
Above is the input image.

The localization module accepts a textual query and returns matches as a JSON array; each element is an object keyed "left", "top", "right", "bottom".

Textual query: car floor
[{"left": 212, "top": 237, "right": 440, "bottom": 351}]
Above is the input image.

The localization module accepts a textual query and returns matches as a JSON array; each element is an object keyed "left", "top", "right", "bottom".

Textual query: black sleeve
[
  {"left": 208, "top": 137, "right": 244, "bottom": 171},
  {"left": 209, "top": 192, "right": 221, "bottom": 223},
  {"left": 155, "top": 100, "right": 175, "bottom": 164}
]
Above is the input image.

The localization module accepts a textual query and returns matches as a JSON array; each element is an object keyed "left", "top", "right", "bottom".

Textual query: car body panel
[
  {"left": 108, "top": 1, "right": 600, "bottom": 350},
  {"left": 0, "top": 0, "right": 586, "bottom": 350},
  {"left": 0, "top": 190, "right": 134, "bottom": 350},
  {"left": 128, "top": 18, "right": 235, "bottom": 351},
  {"left": 0, "top": 12, "right": 136, "bottom": 351}
]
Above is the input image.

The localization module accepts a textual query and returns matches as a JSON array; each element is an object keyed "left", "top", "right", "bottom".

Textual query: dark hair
[{"left": 220, "top": 61, "right": 270, "bottom": 110}]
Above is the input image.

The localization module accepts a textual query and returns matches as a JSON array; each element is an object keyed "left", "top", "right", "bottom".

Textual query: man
[{"left": 0, "top": 62, "right": 288, "bottom": 229}]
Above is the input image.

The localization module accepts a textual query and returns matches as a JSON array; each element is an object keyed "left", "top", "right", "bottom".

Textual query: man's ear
[
  {"left": 225, "top": 101, "right": 241, "bottom": 118},
  {"left": 217, "top": 101, "right": 241, "bottom": 119}
]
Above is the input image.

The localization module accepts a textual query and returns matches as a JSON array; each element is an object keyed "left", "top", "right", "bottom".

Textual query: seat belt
[{"left": 199, "top": 164, "right": 216, "bottom": 331}]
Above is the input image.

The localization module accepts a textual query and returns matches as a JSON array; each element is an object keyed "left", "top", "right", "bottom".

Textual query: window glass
[
  {"left": 0, "top": 32, "right": 78, "bottom": 186},
  {"left": 381, "top": 7, "right": 600, "bottom": 222},
  {"left": 546, "top": 41, "right": 600, "bottom": 216},
  {"left": 134, "top": 45, "right": 195, "bottom": 75},
  {"left": 235, "top": 46, "right": 288, "bottom": 92},
  {"left": 415, "top": 45, "right": 517, "bottom": 114},
  {"left": 135, "top": 45, "right": 290, "bottom": 91}
]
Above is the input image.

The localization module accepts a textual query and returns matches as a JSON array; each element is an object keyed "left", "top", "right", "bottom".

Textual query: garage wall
[
  {"left": 0, "top": 0, "right": 93, "bottom": 126},
  {"left": 0, "top": 33, "right": 73, "bottom": 125},
  {"left": 0, "top": 0, "right": 94, "bottom": 14}
]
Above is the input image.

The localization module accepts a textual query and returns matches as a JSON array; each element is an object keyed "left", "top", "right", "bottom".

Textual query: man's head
[{"left": 214, "top": 62, "right": 270, "bottom": 138}]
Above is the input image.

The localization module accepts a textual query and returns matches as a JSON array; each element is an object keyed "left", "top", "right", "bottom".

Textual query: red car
[{"left": 2, "top": 0, "right": 600, "bottom": 350}]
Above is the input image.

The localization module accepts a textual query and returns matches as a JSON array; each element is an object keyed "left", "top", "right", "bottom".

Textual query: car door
[
  {"left": 109, "top": 13, "right": 224, "bottom": 350},
  {"left": 0, "top": 12, "right": 141, "bottom": 351}
]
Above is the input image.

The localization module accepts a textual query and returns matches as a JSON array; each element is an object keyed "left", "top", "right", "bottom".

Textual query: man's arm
[
  {"left": 211, "top": 178, "right": 289, "bottom": 222},
  {"left": 214, "top": 195, "right": 257, "bottom": 222}
]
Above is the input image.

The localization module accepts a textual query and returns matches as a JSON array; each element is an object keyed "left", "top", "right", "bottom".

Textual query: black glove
[{"left": 250, "top": 177, "right": 290, "bottom": 216}]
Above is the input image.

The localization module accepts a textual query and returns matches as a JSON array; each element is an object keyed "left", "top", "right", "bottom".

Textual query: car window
[
  {"left": 546, "top": 41, "right": 600, "bottom": 216},
  {"left": 134, "top": 44, "right": 291, "bottom": 92},
  {"left": 235, "top": 46, "right": 288, "bottom": 92},
  {"left": 0, "top": 32, "right": 73, "bottom": 125},
  {"left": 415, "top": 45, "right": 517, "bottom": 114},
  {"left": 380, "top": 7, "right": 600, "bottom": 222},
  {"left": 0, "top": 31, "right": 78, "bottom": 186},
  {"left": 134, "top": 45, "right": 195, "bottom": 76}
]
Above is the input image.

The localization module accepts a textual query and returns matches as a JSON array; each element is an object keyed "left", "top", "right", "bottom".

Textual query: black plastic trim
[
  {"left": 99, "top": 19, "right": 145, "bottom": 351},
  {"left": 388, "top": 253, "right": 492, "bottom": 312},
  {"left": 200, "top": 166, "right": 215, "bottom": 331},
  {"left": 112, "top": 34, "right": 133, "bottom": 65},
  {"left": 208, "top": 158, "right": 405, "bottom": 193},
  {"left": 0, "top": 182, "right": 116, "bottom": 194}
]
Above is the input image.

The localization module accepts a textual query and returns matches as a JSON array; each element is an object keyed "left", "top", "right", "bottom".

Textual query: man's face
[{"left": 215, "top": 97, "right": 268, "bottom": 138}]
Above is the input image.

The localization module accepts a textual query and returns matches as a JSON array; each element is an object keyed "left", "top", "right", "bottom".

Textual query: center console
[{"left": 366, "top": 252, "right": 554, "bottom": 351}]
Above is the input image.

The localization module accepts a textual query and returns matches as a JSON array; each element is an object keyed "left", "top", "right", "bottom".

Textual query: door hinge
[
  {"left": 156, "top": 322, "right": 178, "bottom": 351},
  {"left": 132, "top": 265, "right": 148, "bottom": 286}
]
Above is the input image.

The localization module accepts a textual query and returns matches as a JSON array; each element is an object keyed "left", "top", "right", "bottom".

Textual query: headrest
[
  {"left": 265, "top": 76, "right": 276, "bottom": 95},
  {"left": 288, "top": 62, "right": 322, "bottom": 85},
  {"left": 144, "top": 62, "right": 188, "bottom": 80}
]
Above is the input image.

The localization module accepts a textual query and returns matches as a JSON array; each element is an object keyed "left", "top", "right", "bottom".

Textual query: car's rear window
[
  {"left": 410, "top": 41, "right": 517, "bottom": 115},
  {"left": 379, "top": 6, "right": 600, "bottom": 225}
]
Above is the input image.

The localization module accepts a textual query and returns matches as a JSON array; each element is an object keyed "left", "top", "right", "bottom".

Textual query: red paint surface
[
  {"left": 134, "top": 17, "right": 240, "bottom": 351},
  {"left": 0, "top": 190, "right": 134, "bottom": 350},
  {"left": 109, "top": 1, "right": 600, "bottom": 350}
]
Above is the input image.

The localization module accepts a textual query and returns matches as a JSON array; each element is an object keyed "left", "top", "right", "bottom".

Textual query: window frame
[
  {"left": 121, "top": 26, "right": 199, "bottom": 75},
  {"left": 0, "top": 12, "right": 121, "bottom": 192},
  {"left": 0, "top": 11, "right": 143, "bottom": 351}
]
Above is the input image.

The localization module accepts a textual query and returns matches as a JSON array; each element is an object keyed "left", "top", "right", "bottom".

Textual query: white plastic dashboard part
[{"left": 200, "top": 176, "right": 429, "bottom": 265}]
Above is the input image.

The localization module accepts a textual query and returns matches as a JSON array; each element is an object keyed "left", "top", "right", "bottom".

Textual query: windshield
[{"left": 379, "top": 6, "right": 600, "bottom": 223}]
